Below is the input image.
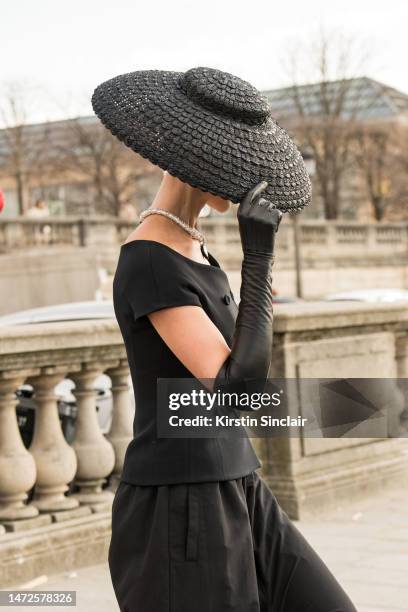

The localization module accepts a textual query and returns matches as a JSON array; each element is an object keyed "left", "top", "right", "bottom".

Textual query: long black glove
[{"left": 213, "top": 181, "right": 282, "bottom": 408}]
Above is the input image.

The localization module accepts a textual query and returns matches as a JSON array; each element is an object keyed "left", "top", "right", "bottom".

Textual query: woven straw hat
[{"left": 92, "top": 67, "right": 312, "bottom": 212}]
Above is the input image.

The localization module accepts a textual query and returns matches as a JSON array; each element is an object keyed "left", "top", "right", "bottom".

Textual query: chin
[{"left": 207, "top": 195, "right": 232, "bottom": 214}]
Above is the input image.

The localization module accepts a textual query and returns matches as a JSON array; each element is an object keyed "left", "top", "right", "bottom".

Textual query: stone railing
[
  {"left": 0, "top": 218, "right": 86, "bottom": 250},
  {"left": 1, "top": 217, "right": 407, "bottom": 264},
  {"left": 199, "top": 218, "right": 408, "bottom": 266},
  {"left": 1, "top": 302, "right": 408, "bottom": 585},
  {"left": 0, "top": 319, "right": 132, "bottom": 535},
  {"left": 255, "top": 300, "right": 408, "bottom": 518}
]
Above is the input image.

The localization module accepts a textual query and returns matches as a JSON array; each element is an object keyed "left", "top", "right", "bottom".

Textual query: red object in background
[{"left": 0, "top": 190, "right": 5, "bottom": 214}]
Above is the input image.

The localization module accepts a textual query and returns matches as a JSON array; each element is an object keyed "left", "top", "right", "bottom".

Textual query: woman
[{"left": 92, "top": 67, "right": 356, "bottom": 612}]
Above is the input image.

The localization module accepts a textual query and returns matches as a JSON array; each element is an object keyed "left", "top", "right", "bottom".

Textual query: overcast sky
[{"left": 1, "top": 0, "right": 408, "bottom": 124}]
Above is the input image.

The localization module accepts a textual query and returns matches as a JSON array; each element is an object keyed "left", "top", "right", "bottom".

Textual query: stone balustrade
[
  {"left": 200, "top": 217, "right": 408, "bottom": 266},
  {"left": 0, "top": 303, "right": 408, "bottom": 585},
  {"left": 255, "top": 300, "right": 408, "bottom": 518},
  {"left": 1, "top": 217, "right": 407, "bottom": 265},
  {"left": 2, "top": 218, "right": 407, "bottom": 303},
  {"left": 0, "top": 218, "right": 86, "bottom": 250},
  {"left": 0, "top": 319, "right": 132, "bottom": 533}
]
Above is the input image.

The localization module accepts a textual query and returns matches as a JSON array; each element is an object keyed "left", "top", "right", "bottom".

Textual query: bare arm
[{"left": 148, "top": 305, "right": 231, "bottom": 381}]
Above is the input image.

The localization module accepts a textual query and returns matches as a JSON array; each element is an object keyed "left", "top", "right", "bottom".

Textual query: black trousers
[{"left": 108, "top": 472, "right": 357, "bottom": 612}]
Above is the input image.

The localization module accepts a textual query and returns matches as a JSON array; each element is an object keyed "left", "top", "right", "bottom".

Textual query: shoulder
[
  {"left": 115, "top": 240, "right": 202, "bottom": 320},
  {"left": 117, "top": 240, "right": 193, "bottom": 286},
  {"left": 120, "top": 239, "right": 180, "bottom": 266},
  {"left": 117, "top": 240, "right": 154, "bottom": 280}
]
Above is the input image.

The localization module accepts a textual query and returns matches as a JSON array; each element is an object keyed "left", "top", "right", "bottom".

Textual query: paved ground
[
  {"left": 298, "top": 488, "right": 408, "bottom": 612},
  {"left": 10, "top": 485, "right": 408, "bottom": 612}
]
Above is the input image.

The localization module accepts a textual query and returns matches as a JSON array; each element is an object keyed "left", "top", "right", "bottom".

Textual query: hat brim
[{"left": 92, "top": 70, "right": 311, "bottom": 211}]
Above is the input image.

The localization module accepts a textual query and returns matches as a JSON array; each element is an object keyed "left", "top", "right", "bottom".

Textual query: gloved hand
[
  {"left": 237, "top": 181, "right": 283, "bottom": 256},
  {"left": 213, "top": 182, "right": 282, "bottom": 409}
]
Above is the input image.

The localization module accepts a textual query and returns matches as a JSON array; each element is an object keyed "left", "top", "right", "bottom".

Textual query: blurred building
[
  {"left": 0, "top": 77, "right": 407, "bottom": 220},
  {"left": 265, "top": 77, "right": 408, "bottom": 124},
  {"left": 264, "top": 77, "right": 408, "bottom": 221},
  {"left": 0, "top": 116, "right": 162, "bottom": 218}
]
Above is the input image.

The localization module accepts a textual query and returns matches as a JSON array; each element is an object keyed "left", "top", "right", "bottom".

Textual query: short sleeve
[{"left": 119, "top": 242, "right": 202, "bottom": 321}]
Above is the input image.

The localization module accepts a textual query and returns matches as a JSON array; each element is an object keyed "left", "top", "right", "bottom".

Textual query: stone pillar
[
  {"left": 283, "top": 221, "right": 295, "bottom": 261},
  {"left": 0, "top": 370, "right": 39, "bottom": 521},
  {"left": 326, "top": 223, "right": 337, "bottom": 255},
  {"left": 367, "top": 224, "right": 377, "bottom": 250},
  {"left": 70, "top": 363, "right": 115, "bottom": 506},
  {"left": 105, "top": 360, "right": 134, "bottom": 489},
  {"left": 27, "top": 366, "right": 79, "bottom": 512}
]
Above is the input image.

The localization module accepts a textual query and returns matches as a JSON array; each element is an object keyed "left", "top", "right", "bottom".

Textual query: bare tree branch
[
  {"left": 281, "top": 29, "right": 375, "bottom": 219},
  {"left": 55, "top": 118, "right": 159, "bottom": 216},
  {"left": 0, "top": 81, "right": 52, "bottom": 214}
]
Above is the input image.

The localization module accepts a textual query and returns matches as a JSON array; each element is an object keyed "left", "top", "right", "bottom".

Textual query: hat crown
[{"left": 178, "top": 67, "right": 270, "bottom": 126}]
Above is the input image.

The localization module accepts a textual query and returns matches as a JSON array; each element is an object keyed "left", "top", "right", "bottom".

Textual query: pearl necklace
[{"left": 139, "top": 208, "right": 207, "bottom": 248}]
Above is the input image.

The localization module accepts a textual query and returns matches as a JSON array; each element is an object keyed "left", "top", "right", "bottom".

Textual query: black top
[{"left": 113, "top": 239, "right": 261, "bottom": 485}]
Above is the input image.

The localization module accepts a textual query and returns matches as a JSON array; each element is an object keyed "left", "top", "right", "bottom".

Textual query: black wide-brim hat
[{"left": 92, "top": 67, "right": 312, "bottom": 212}]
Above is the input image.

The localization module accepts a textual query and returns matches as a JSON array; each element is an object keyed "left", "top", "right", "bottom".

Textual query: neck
[{"left": 149, "top": 172, "right": 207, "bottom": 227}]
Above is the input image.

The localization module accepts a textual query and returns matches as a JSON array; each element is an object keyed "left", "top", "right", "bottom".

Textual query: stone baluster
[
  {"left": 0, "top": 369, "right": 39, "bottom": 522},
  {"left": 27, "top": 366, "right": 79, "bottom": 513},
  {"left": 368, "top": 224, "right": 379, "bottom": 250},
  {"left": 284, "top": 221, "right": 296, "bottom": 260},
  {"left": 70, "top": 363, "right": 116, "bottom": 508},
  {"left": 105, "top": 360, "right": 134, "bottom": 489}
]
